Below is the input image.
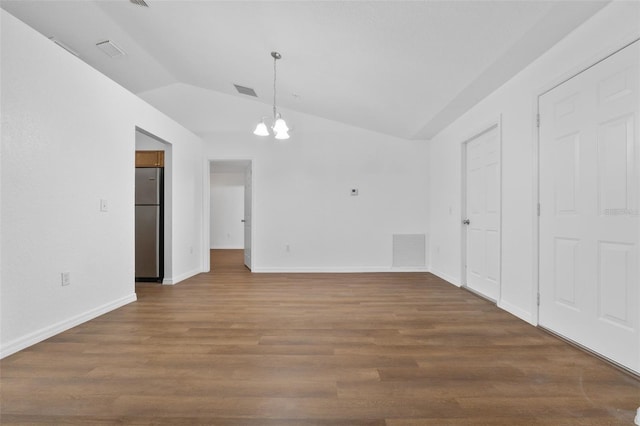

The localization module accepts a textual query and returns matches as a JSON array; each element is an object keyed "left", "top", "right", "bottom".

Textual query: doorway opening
[
  {"left": 135, "top": 129, "right": 172, "bottom": 283},
  {"left": 209, "top": 160, "right": 253, "bottom": 271}
]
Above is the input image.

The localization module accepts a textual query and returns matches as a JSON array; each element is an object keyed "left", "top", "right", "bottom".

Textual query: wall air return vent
[
  {"left": 96, "top": 40, "right": 126, "bottom": 58},
  {"left": 130, "top": 0, "right": 149, "bottom": 7},
  {"left": 234, "top": 84, "right": 258, "bottom": 97},
  {"left": 392, "top": 234, "right": 426, "bottom": 267}
]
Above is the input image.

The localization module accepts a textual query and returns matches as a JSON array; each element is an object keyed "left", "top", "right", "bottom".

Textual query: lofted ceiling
[{"left": 1, "top": 0, "right": 609, "bottom": 139}]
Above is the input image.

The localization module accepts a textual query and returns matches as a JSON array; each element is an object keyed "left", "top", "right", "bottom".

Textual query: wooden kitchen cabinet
[{"left": 135, "top": 150, "right": 164, "bottom": 167}]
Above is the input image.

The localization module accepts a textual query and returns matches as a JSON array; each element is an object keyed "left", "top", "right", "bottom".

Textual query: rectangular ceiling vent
[
  {"left": 130, "top": 0, "right": 149, "bottom": 7},
  {"left": 48, "top": 37, "right": 80, "bottom": 58},
  {"left": 96, "top": 40, "right": 126, "bottom": 58},
  {"left": 234, "top": 84, "right": 258, "bottom": 97}
]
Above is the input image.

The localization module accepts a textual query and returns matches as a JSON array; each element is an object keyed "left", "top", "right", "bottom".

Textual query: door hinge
[
  {"left": 537, "top": 293, "right": 540, "bottom": 306},
  {"left": 537, "top": 203, "right": 540, "bottom": 216},
  {"left": 536, "top": 114, "right": 540, "bottom": 128}
]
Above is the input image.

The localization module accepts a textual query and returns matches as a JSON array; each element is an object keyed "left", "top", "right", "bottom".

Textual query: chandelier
[{"left": 253, "top": 51, "right": 290, "bottom": 140}]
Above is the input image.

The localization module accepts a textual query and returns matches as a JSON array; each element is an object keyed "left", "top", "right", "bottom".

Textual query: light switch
[
  {"left": 100, "top": 199, "right": 108, "bottom": 212},
  {"left": 61, "top": 272, "right": 71, "bottom": 286}
]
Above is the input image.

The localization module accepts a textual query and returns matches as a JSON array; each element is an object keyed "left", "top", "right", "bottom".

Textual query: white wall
[
  {"left": 0, "top": 10, "right": 205, "bottom": 357},
  {"left": 203, "top": 112, "right": 430, "bottom": 272},
  {"left": 136, "top": 131, "right": 166, "bottom": 150},
  {"left": 428, "top": 1, "right": 640, "bottom": 324},
  {"left": 210, "top": 172, "right": 244, "bottom": 249}
]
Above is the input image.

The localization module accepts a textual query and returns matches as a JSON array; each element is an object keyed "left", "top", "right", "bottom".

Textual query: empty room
[{"left": 1, "top": 0, "right": 639, "bottom": 424}]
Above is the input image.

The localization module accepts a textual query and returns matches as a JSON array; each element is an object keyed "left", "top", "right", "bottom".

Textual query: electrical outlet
[
  {"left": 350, "top": 188, "right": 359, "bottom": 196},
  {"left": 61, "top": 272, "right": 71, "bottom": 286}
]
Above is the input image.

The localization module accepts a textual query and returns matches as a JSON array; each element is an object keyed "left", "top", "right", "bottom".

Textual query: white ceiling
[{"left": 1, "top": 0, "right": 609, "bottom": 139}]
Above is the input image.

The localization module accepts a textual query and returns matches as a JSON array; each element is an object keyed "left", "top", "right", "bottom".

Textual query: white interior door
[
  {"left": 539, "top": 41, "right": 639, "bottom": 372},
  {"left": 243, "top": 164, "right": 252, "bottom": 270},
  {"left": 464, "top": 125, "right": 501, "bottom": 301}
]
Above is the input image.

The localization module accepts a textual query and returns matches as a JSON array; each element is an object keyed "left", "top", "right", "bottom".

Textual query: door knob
[
  {"left": 241, "top": 219, "right": 246, "bottom": 223},
  {"left": 462, "top": 219, "right": 470, "bottom": 225}
]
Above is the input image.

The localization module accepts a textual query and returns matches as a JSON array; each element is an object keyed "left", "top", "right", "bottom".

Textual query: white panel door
[
  {"left": 539, "top": 41, "right": 639, "bottom": 372},
  {"left": 243, "top": 164, "right": 252, "bottom": 270},
  {"left": 464, "top": 125, "right": 501, "bottom": 301}
]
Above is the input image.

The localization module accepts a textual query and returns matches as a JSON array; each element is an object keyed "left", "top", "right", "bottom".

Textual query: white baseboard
[
  {"left": 391, "top": 267, "right": 430, "bottom": 272},
  {"left": 163, "top": 268, "right": 201, "bottom": 285},
  {"left": 251, "top": 266, "right": 430, "bottom": 273},
  {"left": 498, "top": 299, "right": 535, "bottom": 325},
  {"left": 0, "top": 293, "right": 137, "bottom": 359},
  {"left": 429, "top": 268, "right": 461, "bottom": 287}
]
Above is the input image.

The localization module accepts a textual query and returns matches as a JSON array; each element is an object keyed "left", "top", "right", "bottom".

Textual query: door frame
[
  {"left": 533, "top": 36, "right": 640, "bottom": 326},
  {"left": 242, "top": 163, "right": 253, "bottom": 271},
  {"left": 204, "top": 158, "right": 254, "bottom": 272},
  {"left": 135, "top": 127, "right": 173, "bottom": 284},
  {"left": 460, "top": 116, "right": 503, "bottom": 302}
]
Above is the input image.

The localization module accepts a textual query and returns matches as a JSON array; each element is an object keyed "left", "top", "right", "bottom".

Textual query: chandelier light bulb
[
  {"left": 272, "top": 116, "right": 289, "bottom": 134},
  {"left": 253, "top": 120, "right": 269, "bottom": 136},
  {"left": 274, "top": 128, "right": 290, "bottom": 140}
]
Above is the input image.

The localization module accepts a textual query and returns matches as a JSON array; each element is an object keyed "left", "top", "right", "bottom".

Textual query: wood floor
[{"left": 1, "top": 250, "right": 638, "bottom": 425}]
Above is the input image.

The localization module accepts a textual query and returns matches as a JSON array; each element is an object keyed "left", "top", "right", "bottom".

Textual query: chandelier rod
[
  {"left": 271, "top": 52, "right": 281, "bottom": 121},
  {"left": 273, "top": 53, "right": 277, "bottom": 120}
]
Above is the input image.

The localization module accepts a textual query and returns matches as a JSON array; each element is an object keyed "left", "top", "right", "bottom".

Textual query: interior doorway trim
[
  {"left": 205, "top": 158, "right": 255, "bottom": 273},
  {"left": 135, "top": 127, "right": 173, "bottom": 284},
  {"left": 460, "top": 115, "right": 502, "bottom": 303}
]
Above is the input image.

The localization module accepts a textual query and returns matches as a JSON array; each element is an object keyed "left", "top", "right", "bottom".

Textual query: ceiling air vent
[
  {"left": 96, "top": 40, "right": 126, "bottom": 58},
  {"left": 48, "top": 37, "right": 80, "bottom": 57},
  {"left": 234, "top": 84, "right": 258, "bottom": 97},
  {"left": 130, "top": 0, "right": 149, "bottom": 7}
]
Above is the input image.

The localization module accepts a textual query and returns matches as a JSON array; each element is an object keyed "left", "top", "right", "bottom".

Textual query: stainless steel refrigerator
[{"left": 135, "top": 167, "right": 164, "bottom": 282}]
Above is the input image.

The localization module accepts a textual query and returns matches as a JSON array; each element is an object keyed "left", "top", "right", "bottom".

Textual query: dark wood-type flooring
[{"left": 1, "top": 249, "right": 639, "bottom": 424}]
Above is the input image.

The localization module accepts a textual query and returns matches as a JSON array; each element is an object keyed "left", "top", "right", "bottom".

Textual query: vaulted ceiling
[{"left": 1, "top": 0, "right": 609, "bottom": 139}]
